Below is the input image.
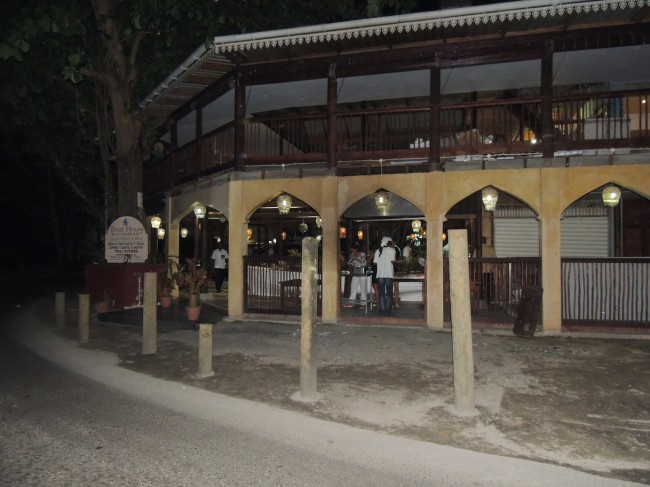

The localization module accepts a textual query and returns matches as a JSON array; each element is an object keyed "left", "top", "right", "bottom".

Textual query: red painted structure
[{"left": 85, "top": 263, "right": 162, "bottom": 310}]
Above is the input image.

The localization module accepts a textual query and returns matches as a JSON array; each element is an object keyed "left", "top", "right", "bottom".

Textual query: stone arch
[
  {"left": 338, "top": 173, "right": 427, "bottom": 217},
  {"left": 242, "top": 181, "right": 323, "bottom": 223},
  {"left": 443, "top": 171, "right": 541, "bottom": 215},
  {"left": 562, "top": 181, "right": 650, "bottom": 257},
  {"left": 245, "top": 191, "right": 322, "bottom": 257}
]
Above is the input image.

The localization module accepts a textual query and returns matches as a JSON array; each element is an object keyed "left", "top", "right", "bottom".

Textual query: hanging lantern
[
  {"left": 339, "top": 226, "right": 347, "bottom": 238},
  {"left": 315, "top": 216, "right": 323, "bottom": 228},
  {"left": 247, "top": 228, "right": 253, "bottom": 240},
  {"left": 410, "top": 233, "right": 416, "bottom": 241},
  {"left": 481, "top": 187, "right": 498, "bottom": 212},
  {"left": 180, "top": 228, "right": 189, "bottom": 238},
  {"left": 602, "top": 185, "right": 621, "bottom": 207},
  {"left": 298, "top": 222, "right": 308, "bottom": 234},
  {"left": 411, "top": 219, "right": 422, "bottom": 232},
  {"left": 281, "top": 231, "right": 287, "bottom": 241},
  {"left": 357, "top": 229, "right": 363, "bottom": 240},
  {"left": 442, "top": 233, "right": 446, "bottom": 241},
  {"left": 375, "top": 191, "right": 390, "bottom": 211},
  {"left": 157, "top": 228, "right": 166, "bottom": 240},
  {"left": 193, "top": 203, "right": 206, "bottom": 218},
  {"left": 150, "top": 215, "right": 162, "bottom": 229},
  {"left": 316, "top": 235, "right": 322, "bottom": 242},
  {"left": 218, "top": 215, "right": 227, "bottom": 223},
  {"left": 277, "top": 194, "right": 292, "bottom": 214}
]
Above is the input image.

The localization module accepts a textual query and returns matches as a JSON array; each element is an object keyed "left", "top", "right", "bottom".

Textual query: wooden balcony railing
[{"left": 144, "top": 89, "right": 650, "bottom": 193}]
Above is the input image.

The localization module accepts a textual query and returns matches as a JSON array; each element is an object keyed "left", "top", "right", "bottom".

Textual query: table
[{"left": 394, "top": 273, "right": 426, "bottom": 304}]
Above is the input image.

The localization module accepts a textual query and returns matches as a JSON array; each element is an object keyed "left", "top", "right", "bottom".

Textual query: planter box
[{"left": 85, "top": 263, "right": 163, "bottom": 310}]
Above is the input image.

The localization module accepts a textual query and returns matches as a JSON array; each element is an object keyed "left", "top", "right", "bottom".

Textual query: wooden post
[
  {"left": 429, "top": 64, "right": 442, "bottom": 171},
  {"left": 142, "top": 271, "right": 157, "bottom": 355},
  {"left": 326, "top": 62, "right": 338, "bottom": 170},
  {"left": 541, "top": 41, "right": 555, "bottom": 159},
  {"left": 300, "top": 237, "right": 318, "bottom": 400},
  {"left": 448, "top": 230, "right": 477, "bottom": 415},
  {"left": 78, "top": 293, "right": 90, "bottom": 344},
  {"left": 55, "top": 292, "right": 65, "bottom": 330},
  {"left": 196, "top": 323, "right": 215, "bottom": 378}
]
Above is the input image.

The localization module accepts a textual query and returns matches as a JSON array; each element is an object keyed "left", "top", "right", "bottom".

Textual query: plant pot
[
  {"left": 95, "top": 301, "right": 110, "bottom": 314},
  {"left": 188, "top": 293, "right": 200, "bottom": 308},
  {"left": 185, "top": 305, "right": 201, "bottom": 321},
  {"left": 160, "top": 295, "right": 172, "bottom": 308}
]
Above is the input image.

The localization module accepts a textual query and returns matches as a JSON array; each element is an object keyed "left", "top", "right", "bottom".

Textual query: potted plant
[
  {"left": 157, "top": 258, "right": 179, "bottom": 308},
  {"left": 174, "top": 258, "right": 208, "bottom": 320}
]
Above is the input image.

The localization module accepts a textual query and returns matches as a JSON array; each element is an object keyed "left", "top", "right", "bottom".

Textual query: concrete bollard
[
  {"left": 142, "top": 272, "right": 157, "bottom": 355},
  {"left": 78, "top": 293, "right": 90, "bottom": 344},
  {"left": 196, "top": 323, "right": 215, "bottom": 378},
  {"left": 55, "top": 292, "right": 65, "bottom": 330},
  {"left": 448, "top": 229, "right": 477, "bottom": 415},
  {"left": 299, "top": 237, "right": 319, "bottom": 401}
]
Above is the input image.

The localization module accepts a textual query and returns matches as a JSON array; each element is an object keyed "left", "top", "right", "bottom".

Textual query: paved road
[{"left": 1, "top": 308, "right": 641, "bottom": 486}]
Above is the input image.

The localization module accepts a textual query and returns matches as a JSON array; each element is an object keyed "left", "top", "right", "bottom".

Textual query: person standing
[
  {"left": 391, "top": 240, "right": 403, "bottom": 308},
  {"left": 367, "top": 247, "right": 380, "bottom": 308},
  {"left": 402, "top": 241, "right": 412, "bottom": 262},
  {"left": 344, "top": 244, "right": 368, "bottom": 308},
  {"left": 211, "top": 242, "right": 229, "bottom": 293},
  {"left": 374, "top": 236, "right": 397, "bottom": 316}
]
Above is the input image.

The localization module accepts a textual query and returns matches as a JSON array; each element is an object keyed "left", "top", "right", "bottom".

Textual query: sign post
[{"left": 104, "top": 216, "right": 149, "bottom": 263}]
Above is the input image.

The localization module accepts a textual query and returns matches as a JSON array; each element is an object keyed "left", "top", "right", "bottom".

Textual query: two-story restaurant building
[{"left": 140, "top": 0, "right": 650, "bottom": 333}]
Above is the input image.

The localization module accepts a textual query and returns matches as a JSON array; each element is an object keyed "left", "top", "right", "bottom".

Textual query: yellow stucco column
[
  {"left": 228, "top": 179, "right": 245, "bottom": 318},
  {"left": 426, "top": 214, "right": 445, "bottom": 329},
  {"left": 321, "top": 176, "right": 339, "bottom": 323},
  {"left": 426, "top": 173, "right": 445, "bottom": 329},
  {"left": 540, "top": 170, "right": 562, "bottom": 333}
]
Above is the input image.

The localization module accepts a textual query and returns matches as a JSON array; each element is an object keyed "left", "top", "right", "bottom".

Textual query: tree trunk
[
  {"left": 46, "top": 166, "right": 66, "bottom": 271},
  {"left": 91, "top": 0, "right": 147, "bottom": 221}
]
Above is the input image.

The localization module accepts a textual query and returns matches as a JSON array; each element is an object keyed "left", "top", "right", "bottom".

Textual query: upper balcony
[{"left": 144, "top": 88, "right": 650, "bottom": 195}]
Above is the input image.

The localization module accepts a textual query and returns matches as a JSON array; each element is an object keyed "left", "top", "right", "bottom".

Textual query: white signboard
[{"left": 105, "top": 216, "right": 149, "bottom": 263}]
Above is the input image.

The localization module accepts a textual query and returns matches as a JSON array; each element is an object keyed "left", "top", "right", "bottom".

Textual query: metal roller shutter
[
  {"left": 560, "top": 217, "right": 609, "bottom": 257},
  {"left": 494, "top": 217, "right": 609, "bottom": 258},
  {"left": 494, "top": 218, "right": 539, "bottom": 257}
]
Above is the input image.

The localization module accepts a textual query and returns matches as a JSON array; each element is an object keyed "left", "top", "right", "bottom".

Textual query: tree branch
[
  {"left": 36, "top": 139, "right": 106, "bottom": 227},
  {"left": 127, "top": 30, "right": 147, "bottom": 84}
]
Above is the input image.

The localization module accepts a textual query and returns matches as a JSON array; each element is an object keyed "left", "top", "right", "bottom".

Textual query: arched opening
[
  {"left": 561, "top": 184, "right": 650, "bottom": 330},
  {"left": 444, "top": 188, "right": 541, "bottom": 326},
  {"left": 243, "top": 193, "right": 322, "bottom": 315},
  {"left": 177, "top": 206, "right": 229, "bottom": 267},
  {"left": 246, "top": 193, "right": 322, "bottom": 257},
  {"left": 340, "top": 189, "right": 426, "bottom": 323}
]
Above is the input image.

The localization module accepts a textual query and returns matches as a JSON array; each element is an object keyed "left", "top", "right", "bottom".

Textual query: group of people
[{"left": 344, "top": 236, "right": 400, "bottom": 316}]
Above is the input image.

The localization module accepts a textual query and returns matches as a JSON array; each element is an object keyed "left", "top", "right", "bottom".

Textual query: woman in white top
[{"left": 345, "top": 244, "right": 367, "bottom": 307}]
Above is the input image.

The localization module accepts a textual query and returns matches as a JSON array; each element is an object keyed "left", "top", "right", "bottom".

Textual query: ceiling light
[
  {"left": 277, "top": 194, "right": 292, "bottom": 214},
  {"left": 375, "top": 191, "right": 389, "bottom": 211},
  {"left": 481, "top": 187, "right": 498, "bottom": 212},
  {"left": 602, "top": 185, "right": 621, "bottom": 207},
  {"left": 150, "top": 215, "right": 162, "bottom": 229},
  {"left": 193, "top": 203, "right": 206, "bottom": 218}
]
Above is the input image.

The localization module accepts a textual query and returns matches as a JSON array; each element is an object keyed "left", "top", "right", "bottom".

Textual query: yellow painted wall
[{"left": 165, "top": 162, "right": 650, "bottom": 332}]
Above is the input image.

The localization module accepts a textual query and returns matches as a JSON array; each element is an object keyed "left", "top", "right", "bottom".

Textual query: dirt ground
[{"left": 47, "top": 303, "right": 650, "bottom": 485}]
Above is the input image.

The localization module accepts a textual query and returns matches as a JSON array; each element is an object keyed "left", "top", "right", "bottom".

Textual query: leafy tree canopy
[{"left": 0, "top": 0, "right": 422, "bottom": 272}]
